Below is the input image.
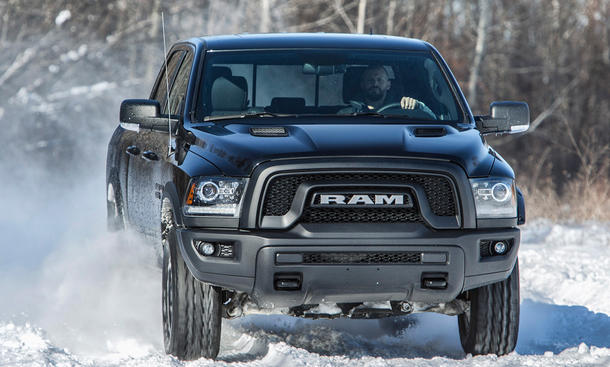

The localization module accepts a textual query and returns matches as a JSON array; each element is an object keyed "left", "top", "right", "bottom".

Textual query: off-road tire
[
  {"left": 161, "top": 204, "right": 222, "bottom": 360},
  {"left": 458, "top": 260, "right": 520, "bottom": 356}
]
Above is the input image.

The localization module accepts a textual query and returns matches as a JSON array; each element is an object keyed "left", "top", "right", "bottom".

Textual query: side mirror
[
  {"left": 119, "top": 99, "right": 178, "bottom": 133},
  {"left": 476, "top": 101, "right": 530, "bottom": 135}
]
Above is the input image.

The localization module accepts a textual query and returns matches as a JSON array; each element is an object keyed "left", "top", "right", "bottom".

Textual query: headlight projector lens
[
  {"left": 199, "top": 181, "right": 219, "bottom": 202},
  {"left": 491, "top": 182, "right": 511, "bottom": 202}
]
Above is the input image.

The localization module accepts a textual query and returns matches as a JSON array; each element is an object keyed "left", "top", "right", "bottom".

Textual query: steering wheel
[
  {"left": 377, "top": 101, "right": 436, "bottom": 119},
  {"left": 346, "top": 100, "right": 366, "bottom": 112},
  {"left": 376, "top": 102, "right": 403, "bottom": 113}
]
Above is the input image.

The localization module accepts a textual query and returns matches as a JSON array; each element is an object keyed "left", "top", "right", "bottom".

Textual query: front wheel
[
  {"left": 161, "top": 204, "right": 221, "bottom": 360},
  {"left": 458, "top": 260, "right": 520, "bottom": 356}
]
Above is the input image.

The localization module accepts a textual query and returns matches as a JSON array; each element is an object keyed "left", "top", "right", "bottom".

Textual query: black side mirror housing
[
  {"left": 476, "top": 101, "right": 530, "bottom": 135},
  {"left": 120, "top": 99, "right": 178, "bottom": 133}
]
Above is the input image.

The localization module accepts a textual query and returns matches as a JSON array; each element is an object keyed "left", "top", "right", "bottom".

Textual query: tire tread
[
  {"left": 163, "top": 208, "right": 221, "bottom": 360},
  {"left": 458, "top": 261, "right": 520, "bottom": 356}
]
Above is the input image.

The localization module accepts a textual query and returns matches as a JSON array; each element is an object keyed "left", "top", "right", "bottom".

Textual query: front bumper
[{"left": 177, "top": 223, "right": 519, "bottom": 308}]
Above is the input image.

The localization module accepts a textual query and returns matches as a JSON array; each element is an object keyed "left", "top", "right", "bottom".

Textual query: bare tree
[
  {"left": 467, "top": 0, "right": 492, "bottom": 107},
  {"left": 147, "top": 0, "right": 161, "bottom": 81},
  {"left": 334, "top": 0, "right": 356, "bottom": 33},
  {"left": 260, "top": 0, "right": 271, "bottom": 32},
  {"left": 386, "top": 0, "right": 397, "bottom": 34},
  {"left": 356, "top": 0, "right": 367, "bottom": 33}
]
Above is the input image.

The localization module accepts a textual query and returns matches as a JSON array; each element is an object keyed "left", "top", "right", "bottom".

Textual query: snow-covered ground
[{"left": 1, "top": 178, "right": 609, "bottom": 366}]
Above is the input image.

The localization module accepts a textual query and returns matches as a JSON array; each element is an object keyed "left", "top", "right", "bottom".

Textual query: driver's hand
[{"left": 400, "top": 96, "right": 419, "bottom": 110}]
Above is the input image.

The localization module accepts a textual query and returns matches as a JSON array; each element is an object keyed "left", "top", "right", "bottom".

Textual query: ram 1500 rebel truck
[{"left": 106, "top": 33, "right": 529, "bottom": 360}]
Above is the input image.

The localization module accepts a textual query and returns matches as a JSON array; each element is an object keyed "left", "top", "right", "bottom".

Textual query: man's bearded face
[{"left": 361, "top": 68, "right": 391, "bottom": 102}]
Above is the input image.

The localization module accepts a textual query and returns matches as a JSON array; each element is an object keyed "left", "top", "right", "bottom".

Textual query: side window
[
  {"left": 152, "top": 50, "right": 185, "bottom": 114},
  {"left": 168, "top": 52, "right": 194, "bottom": 115}
]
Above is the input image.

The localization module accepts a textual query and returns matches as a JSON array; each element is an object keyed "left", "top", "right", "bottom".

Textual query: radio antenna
[{"left": 161, "top": 11, "right": 173, "bottom": 157}]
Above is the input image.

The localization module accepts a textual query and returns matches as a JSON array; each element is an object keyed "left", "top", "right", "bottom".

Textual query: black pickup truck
[{"left": 106, "top": 33, "right": 529, "bottom": 360}]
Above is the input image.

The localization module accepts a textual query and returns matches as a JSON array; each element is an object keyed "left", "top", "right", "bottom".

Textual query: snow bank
[{"left": 520, "top": 220, "right": 610, "bottom": 314}]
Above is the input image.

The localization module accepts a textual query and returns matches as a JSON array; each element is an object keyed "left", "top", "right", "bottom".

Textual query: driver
[{"left": 354, "top": 65, "right": 433, "bottom": 114}]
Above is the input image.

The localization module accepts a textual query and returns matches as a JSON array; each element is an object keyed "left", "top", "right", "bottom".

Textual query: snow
[
  {"left": 305, "top": 303, "right": 343, "bottom": 315},
  {"left": 0, "top": 48, "right": 36, "bottom": 85},
  {"left": 520, "top": 221, "right": 610, "bottom": 315},
  {"left": 55, "top": 10, "right": 71, "bottom": 26},
  {"left": 47, "top": 81, "right": 116, "bottom": 101},
  {"left": 0, "top": 209, "right": 609, "bottom": 366},
  {"left": 60, "top": 44, "right": 88, "bottom": 62}
]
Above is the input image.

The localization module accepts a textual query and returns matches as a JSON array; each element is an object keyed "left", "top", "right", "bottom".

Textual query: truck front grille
[
  {"left": 262, "top": 172, "right": 456, "bottom": 224},
  {"left": 302, "top": 251, "right": 422, "bottom": 264}
]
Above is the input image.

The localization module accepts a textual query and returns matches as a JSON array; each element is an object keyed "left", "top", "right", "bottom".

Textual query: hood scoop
[
  {"left": 413, "top": 127, "right": 447, "bottom": 137},
  {"left": 249, "top": 126, "right": 288, "bottom": 137}
]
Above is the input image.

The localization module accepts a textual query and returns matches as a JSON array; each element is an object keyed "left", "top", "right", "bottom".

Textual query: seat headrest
[
  {"left": 210, "top": 66, "right": 232, "bottom": 80},
  {"left": 269, "top": 97, "right": 306, "bottom": 113},
  {"left": 211, "top": 76, "right": 248, "bottom": 111}
]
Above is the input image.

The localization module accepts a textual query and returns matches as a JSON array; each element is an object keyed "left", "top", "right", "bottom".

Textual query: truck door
[
  {"left": 147, "top": 50, "right": 195, "bottom": 236},
  {"left": 126, "top": 50, "right": 185, "bottom": 237}
]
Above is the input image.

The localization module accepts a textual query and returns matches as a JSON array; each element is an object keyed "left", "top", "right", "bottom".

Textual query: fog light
[
  {"left": 195, "top": 241, "right": 216, "bottom": 256},
  {"left": 493, "top": 241, "right": 507, "bottom": 255}
]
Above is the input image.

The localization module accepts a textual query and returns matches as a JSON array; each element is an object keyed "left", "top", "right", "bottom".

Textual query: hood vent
[
  {"left": 250, "top": 127, "right": 288, "bottom": 137},
  {"left": 413, "top": 127, "right": 446, "bottom": 137}
]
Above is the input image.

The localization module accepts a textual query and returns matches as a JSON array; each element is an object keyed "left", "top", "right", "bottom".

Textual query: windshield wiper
[
  {"left": 349, "top": 111, "right": 386, "bottom": 117},
  {"left": 204, "top": 111, "right": 296, "bottom": 122},
  {"left": 337, "top": 111, "right": 413, "bottom": 119}
]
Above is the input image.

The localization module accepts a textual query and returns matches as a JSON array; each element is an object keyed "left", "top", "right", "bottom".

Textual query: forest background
[{"left": 0, "top": 0, "right": 608, "bottom": 221}]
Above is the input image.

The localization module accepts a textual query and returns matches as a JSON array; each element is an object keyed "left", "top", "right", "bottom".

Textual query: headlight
[
  {"left": 470, "top": 177, "right": 517, "bottom": 218},
  {"left": 184, "top": 177, "right": 247, "bottom": 217}
]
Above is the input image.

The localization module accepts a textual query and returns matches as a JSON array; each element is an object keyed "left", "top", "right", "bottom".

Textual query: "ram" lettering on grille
[{"left": 312, "top": 193, "right": 413, "bottom": 207}]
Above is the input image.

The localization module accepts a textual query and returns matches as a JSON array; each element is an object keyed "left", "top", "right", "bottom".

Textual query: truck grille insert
[
  {"left": 301, "top": 207, "right": 422, "bottom": 223},
  {"left": 302, "top": 251, "right": 422, "bottom": 264},
  {"left": 262, "top": 172, "right": 457, "bottom": 223}
]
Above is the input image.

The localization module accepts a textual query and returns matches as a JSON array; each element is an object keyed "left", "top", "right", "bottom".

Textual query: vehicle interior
[{"left": 196, "top": 50, "right": 460, "bottom": 121}]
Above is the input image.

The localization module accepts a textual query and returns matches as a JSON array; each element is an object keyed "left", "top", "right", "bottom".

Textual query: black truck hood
[{"left": 187, "top": 122, "right": 493, "bottom": 177}]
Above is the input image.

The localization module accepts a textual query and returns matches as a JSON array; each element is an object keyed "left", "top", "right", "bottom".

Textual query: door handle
[
  {"left": 126, "top": 145, "right": 140, "bottom": 156},
  {"left": 141, "top": 151, "right": 159, "bottom": 161}
]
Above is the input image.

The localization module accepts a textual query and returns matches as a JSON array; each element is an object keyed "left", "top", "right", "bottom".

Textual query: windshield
[{"left": 196, "top": 49, "right": 462, "bottom": 122}]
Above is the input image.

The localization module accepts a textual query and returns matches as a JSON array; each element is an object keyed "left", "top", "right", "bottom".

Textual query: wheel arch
[
  {"left": 516, "top": 186, "right": 526, "bottom": 225},
  {"left": 161, "top": 181, "right": 185, "bottom": 228}
]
